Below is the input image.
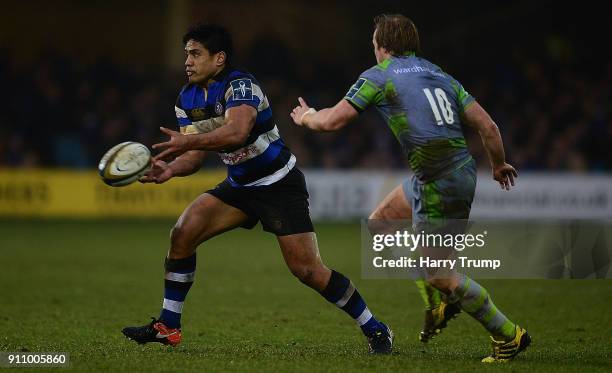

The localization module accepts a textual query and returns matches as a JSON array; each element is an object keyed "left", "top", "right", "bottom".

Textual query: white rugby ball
[{"left": 98, "top": 142, "right": 151, "bottom": 187}]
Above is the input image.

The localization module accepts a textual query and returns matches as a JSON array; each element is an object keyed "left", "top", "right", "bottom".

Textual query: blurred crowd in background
[{"left": 0, "top": 3, "right": 609, "bottom": 172}]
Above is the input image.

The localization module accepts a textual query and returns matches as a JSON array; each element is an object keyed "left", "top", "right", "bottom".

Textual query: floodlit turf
[{"left": 1, "top": 219, "right": 611, "bottom": 372}]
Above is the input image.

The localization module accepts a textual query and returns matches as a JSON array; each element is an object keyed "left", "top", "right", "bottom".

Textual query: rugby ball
[{"left": 98, "top": 142, "right": 151, "bottom": 187}]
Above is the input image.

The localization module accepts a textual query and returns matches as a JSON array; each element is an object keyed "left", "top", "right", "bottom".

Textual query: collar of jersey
[
  {"left": 396, "top": 52, "right": 416, "bottom": 57},
  {"left": 210, "top": 65, "right": 232, "bottom": 83}
]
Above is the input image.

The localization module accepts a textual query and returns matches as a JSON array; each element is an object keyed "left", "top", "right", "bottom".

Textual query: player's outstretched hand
[
  {"left": 139, "top": 159, "right": 173, "bottom": 184},
  {"left": 290, "top": 97, "right": 315, "bottom": 126},
  {"left": 492, "top": 163, "right": 518, "bottom": 191},
  {"left": 152, "top": 127, "right": 191, "bottom": 161}
]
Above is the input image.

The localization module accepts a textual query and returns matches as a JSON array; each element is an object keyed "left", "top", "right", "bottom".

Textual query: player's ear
[{"left": 215, "top": 51, "right": 226, "bottom": 66}]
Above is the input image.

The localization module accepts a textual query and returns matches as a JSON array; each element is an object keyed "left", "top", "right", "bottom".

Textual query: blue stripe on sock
[
  {"left": 160, "top": 309, "right": 181, "bottom": 329},
  {"left": 320, "top": 270, "right": 385, "bottom": 337},
  {"left": 341, "top": 291, "right": 367, "bottom": 319},
  {"left": 164, "top": 286, "right": 190, "bottom": 302},
  {"left": 160, "top": 254, "right": 196, "bottom": 329},
  {"left": 164, "top": 279, "right": 193, "bottom": 290}
]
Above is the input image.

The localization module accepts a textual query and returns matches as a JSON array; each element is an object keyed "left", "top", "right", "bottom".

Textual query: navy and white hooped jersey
[{"left": 174, "top": 68, "right": 295, "bottom": 187}]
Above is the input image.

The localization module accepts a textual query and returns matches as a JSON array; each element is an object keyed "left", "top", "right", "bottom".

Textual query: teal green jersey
[{"left": 344, "top": 54, "right": 475, "bottom": 182}]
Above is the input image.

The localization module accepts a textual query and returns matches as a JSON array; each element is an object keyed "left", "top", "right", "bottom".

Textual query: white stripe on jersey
[
  {"left": 240, "top": 154, "right": 296, "bottom": 187},
  {"left": 179, "top": 116, "right": 226, "bottom": 135},
  {"left": 192, "top": 116, "right": 225, "bottom": 133},
  {"left": 175, "top": 106, "right": 188, "bottom": 119},
  {"left": 219, "top": 125, "right": 281, "bottom": 166}
]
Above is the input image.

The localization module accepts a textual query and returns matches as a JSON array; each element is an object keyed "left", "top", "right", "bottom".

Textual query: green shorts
[{"left": 403, "top": 158, "right": 477, "bottom": 230}]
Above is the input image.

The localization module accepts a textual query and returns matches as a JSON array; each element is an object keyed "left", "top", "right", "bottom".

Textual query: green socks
[{"left": 451, "top": 275, "right": 516, "bottom": 339}]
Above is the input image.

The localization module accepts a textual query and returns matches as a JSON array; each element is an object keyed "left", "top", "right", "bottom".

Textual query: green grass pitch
[{"left": 1, "top": 219, "right": 611, "bottom": 372}]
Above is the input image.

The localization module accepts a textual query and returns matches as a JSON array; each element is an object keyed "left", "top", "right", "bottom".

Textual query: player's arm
[
  {"left": 152, "top": 104, "right": 256, "bottom": 160},
  {"left": 292, "top": 72, "right": 382, "bottom": 131},
  {"left": 188, "top": 104, "right": 256, "bottom": 151},
  {"left": 291, "top": 97, "right": 359, "bottom": 132},
  {"left": 165, "top": 150, "right": 206, "bottom": 177},
  {"left": 462, "top": 102, "right": 518, "bottom": 190},
  {"left": 140, "top": 150, "right": 205, "bottom": 184}
]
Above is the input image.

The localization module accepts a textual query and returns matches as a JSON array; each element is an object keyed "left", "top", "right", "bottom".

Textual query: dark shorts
[{"left": 206, "top": 167, "right": 314, "bottom": 236}]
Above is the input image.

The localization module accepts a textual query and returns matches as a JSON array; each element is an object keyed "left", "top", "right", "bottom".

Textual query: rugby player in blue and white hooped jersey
[
  {"left": 121, "top": 23, "right": 393, "bottom": 354},
  {"left": 291, "top": 14, "right": 529, "bottom": 363}
]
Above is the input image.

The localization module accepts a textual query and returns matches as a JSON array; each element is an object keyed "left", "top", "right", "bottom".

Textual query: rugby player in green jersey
[{"left": 291, "top": 14, "right": 529, "bottom": 363}]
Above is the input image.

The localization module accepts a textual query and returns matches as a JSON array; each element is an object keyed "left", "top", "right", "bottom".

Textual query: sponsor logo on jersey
[
  {"left": 191, "top": 108, "right": 207, "bottom": 120},
  {"left": 215, "top": 101, "right": 224, "bottom": 115},
  {"left": 218, "top": 144, "right": 260, "bottom": 165},
  {"left": 346, "top": 78, "right": 367, "bottom": 99},
  {"left": 393, "top": 65, "right": 444, "bottom": 77},
  {"left": 231, "top": 79, "right": 253, "bottom": 101},
  {"left": 175, "top": 106, "right": 188, "bottom": 119}
]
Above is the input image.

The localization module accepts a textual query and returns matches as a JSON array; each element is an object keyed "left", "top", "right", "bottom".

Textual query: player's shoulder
[
  {"left": 222, "top": 67, "right": 265, "bottom": 101},
  {"left": 413, "top": 55, "right": 440, "bottom": 69},
  {"left": 225, "top": 68, "right": 261, "bottom": 88},
  {"left": 175, "top": 83, "right": 199, "bottom": 109},
  {"left": 358, "top": 61, "right": 389, "bottom": 87},
  {"left": 178, "top": 83, "right": 198, "bottom": 95},
  {"left": 222, "top": 67, "right": 259, "bottom": 89},
  {"left": 416, "top": 56, "right": 455, "bottom": 80}
]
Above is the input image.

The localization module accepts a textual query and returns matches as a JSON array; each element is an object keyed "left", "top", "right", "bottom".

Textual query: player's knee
[
  {"left": 369, "top": 209, "right": 382, "bottom": 220},
  {"left": 169, "top": 224, "right": 196, "bottom": 256},
  {"left": 370, "top": 204, "right": 397, "bottom": 221},
  {"left": 367, "top": 209, "right": 387, "bottom": 235},
  {"left": 170, "top": 224, "right": 183, "bottom": 245},
  {"left": 289, "top": 263, "right": 317, "bottom": 285}
]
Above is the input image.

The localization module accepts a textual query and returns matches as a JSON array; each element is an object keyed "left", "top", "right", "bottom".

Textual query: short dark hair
[
  {"left": 182, "top": 23, "right": 234, "bottom": 64},
  {"left": 374, "top": 14, "right": 420, "bottom": 56}
]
